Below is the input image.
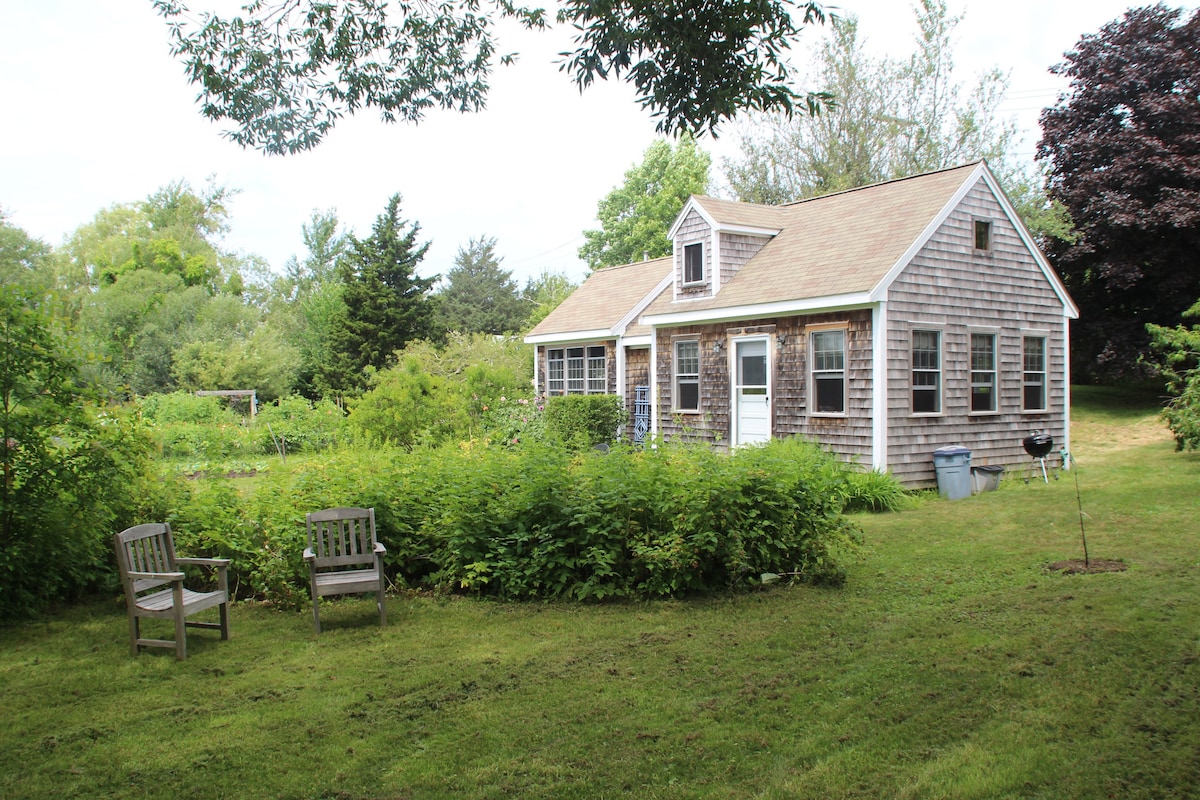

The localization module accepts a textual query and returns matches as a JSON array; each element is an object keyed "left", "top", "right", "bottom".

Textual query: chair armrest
[
  {"left": 303, "top": 547, "right": 316, "bottom": 561},
  {"left": 127, "top": 570, "right": 185, "bottom": 581},
  {"left": 374, "top": 542, "right": 387, "bottom": 555},
  {"left": 177, "top": 557, "right": 231, "bottom": 568}
]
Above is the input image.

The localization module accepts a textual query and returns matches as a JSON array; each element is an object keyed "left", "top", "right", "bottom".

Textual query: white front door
[{"left": 734, "top": 339, "right": 770, "bottom": 445}]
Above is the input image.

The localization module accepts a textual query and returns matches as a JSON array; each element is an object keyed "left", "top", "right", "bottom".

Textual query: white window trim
[
  {"left": 968, "top": 329, "right": 1000, "bottom": 415},
  {"left": 673, "top": 338, "right": 701, "bottom": 414},
  {"left": 1021, "top": 331, "right": 1050, "bottom": 413},
  {"left": 681, "top": 241, "right": 706, "bottom": 287},
  {"left": 911, "top": 326, "right": 944, "bottom": 417},
  {"left": 546, "top": 347, "right": 565, "bottom": 396},
  {"left": 808, "top": 322, "right": 848, "bottom": 417},
  {"left": 972, "top": 217, "right": 994, "bottom": 253}
]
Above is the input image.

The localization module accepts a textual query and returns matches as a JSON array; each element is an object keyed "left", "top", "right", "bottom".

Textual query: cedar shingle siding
[{"left": 884, "top": 181, "right": 1068, "bottom": 485}]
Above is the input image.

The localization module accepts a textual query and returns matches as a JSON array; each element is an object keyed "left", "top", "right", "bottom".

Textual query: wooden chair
[
  {"left": 113, "top": 523, "right": 231, "bottom": 660},
  {"left": 304, "top": 507, "right": 387, "bottom": 633}
]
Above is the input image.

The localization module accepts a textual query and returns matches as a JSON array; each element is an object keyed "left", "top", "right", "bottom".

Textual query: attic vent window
[
  {"left": 683, "top": 242, "right": 705, "bottom": 284},
  {"left": 974, "top": 219, "right": 992, "bottom": 251}
]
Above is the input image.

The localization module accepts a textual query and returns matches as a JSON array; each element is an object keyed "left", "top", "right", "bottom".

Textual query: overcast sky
[{"left": 0, "top": 1, "right": 1191, "bottom": 286}]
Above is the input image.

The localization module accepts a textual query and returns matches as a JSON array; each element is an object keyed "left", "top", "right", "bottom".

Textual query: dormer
[{"left": 668, "top": 196, "right": 781, "bottom": 301}]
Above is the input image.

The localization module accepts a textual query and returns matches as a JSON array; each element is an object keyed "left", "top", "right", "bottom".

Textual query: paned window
[
  {"left": 549, "top": 346, "right": 606, "bottom": 395},
  {"left": 566, "top": 347, "right": 586, "bottom": 394},
  {"left": 811, "top": 329, "right": 846, "bottom": 415},
  {"left": 1023, "top": 336, "right": 1047, "bottom": 411},
  {"left": 970, "top": 333, "right": 997, "bottom": 412},
  {"left": 912, "top": 329, "right": 941, "bottom": 414},
  {"left": 547, "top": 348, "right": 564, "bottom": 395},
  {"left": 974, "top": 219, "right": 992, "bottom": 251},
  {"left": 586, "top": 346, "right": 606, "bottom": 394},
  {"left": 683, "top": 242, "right": 705, "bottom": 284},
  {"left": 675, "top": 340, "right": 700, "bottom": 411}
]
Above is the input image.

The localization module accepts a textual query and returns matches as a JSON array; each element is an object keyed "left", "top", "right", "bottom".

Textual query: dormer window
[{"left": 683, "top": 242, "right": 705, "bottom": 284}]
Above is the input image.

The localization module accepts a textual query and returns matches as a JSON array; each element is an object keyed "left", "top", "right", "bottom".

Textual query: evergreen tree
[
  {"left": 435, "top": 237, "right": 530, "bottom": 336},
  {"left": 322, "top": 194, "right": 436, "bottom": 393}
]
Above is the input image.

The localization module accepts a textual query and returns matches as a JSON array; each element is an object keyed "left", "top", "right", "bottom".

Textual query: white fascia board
[
  {"left": 869, "top": 163, "right": 983, "bottom": 304},
  {"left": 978, "top": 166, "right": 1080, "bottom": 320},
  {"left": 667, "top": 196, "right": 717, "bottom": 241},
  {"left": 868, "top": 162, "right": 1080, "bottom": 321},
  {"left": 619, "top": 334, "right": 652, "bottom": 348},
  {"left": 715, "top": 223, "right": 781, "bottom": 237},
  {"left": 614, "top": 272, "right": 674, "bottom": 335},
  {"left": 644, "top": 293, "right": 874, "bottom": 328},
  {"left": 523, "top": 329, "right": 612, "bottom": 345}
]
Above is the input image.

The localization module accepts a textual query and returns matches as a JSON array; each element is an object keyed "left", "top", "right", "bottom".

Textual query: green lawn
[{"left": 2, "top": 387, "right": 1198, "bottom": 800}]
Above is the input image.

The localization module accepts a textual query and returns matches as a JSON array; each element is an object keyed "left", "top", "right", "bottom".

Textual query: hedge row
[{"left": 170, "top": 437, "right": 871, "bottom": 605}]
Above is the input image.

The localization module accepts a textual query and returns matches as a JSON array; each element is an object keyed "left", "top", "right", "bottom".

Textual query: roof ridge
[{"left": 779, "top": 161, "right": 983, "bottom": 209}]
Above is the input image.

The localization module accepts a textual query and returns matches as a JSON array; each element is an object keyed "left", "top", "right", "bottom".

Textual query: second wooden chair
[{"left": 304, "top": 507, "right": 387, "bottom": 633}]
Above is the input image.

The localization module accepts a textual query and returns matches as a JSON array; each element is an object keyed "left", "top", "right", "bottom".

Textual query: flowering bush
[{"left": 480, "top": 394, "right": 547, "bottom": 445}]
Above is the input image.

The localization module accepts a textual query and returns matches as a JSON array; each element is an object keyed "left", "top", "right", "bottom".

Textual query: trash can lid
[
  {"left": 972, "top": 464, "right": 1004, "bottom": 473},
  {"left": 933, "top": 445, "right": 971, "bottom": 456}
]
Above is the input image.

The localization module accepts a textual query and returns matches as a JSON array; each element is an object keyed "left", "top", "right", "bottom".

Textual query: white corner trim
[{"left": 872, "top": 302, "right": 889, "bottom": 471}]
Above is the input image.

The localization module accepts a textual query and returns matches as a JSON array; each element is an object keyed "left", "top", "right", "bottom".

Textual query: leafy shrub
[
  {"left": 842, "top": 467, "right": 911, "bottom": 512},
  {"left": 139, "top": 392, "right": 252, "bottom": 460},
  {"left": 543, "top": 395, "right": 627, "bottom": 449},
  {"left": 160, "top": 434, "right": 864, "bottom": 605},
  {"left": 1147, "top": 309, "right": 1200, "bottom": 450},
  {"left": 0, "top": 289, "right": 168, "bottom": 621},
  {"left": 251, "top": 395, "right": 350, "bottom": 455},
  {"left": 140, "top": 391, "right": 231, "bottom": 424},
  {"left": 481, "top": 395, "right": 547, "bottom": 445},
  {"left": 431, "top": 437, "right": 859, "bottom": 599},
  {"left": 349, "top": 357, "right": 470, "bottom": 449}
]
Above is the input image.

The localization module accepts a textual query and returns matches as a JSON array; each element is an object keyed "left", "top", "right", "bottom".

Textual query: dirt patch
[{"left": 1046, "top": 558, "right": 1128, "bottom": 574}]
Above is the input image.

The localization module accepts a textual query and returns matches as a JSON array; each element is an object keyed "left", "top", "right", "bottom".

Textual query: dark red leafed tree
[{"left": 1037, "top": 4, "right": 1200, "bottom": 381}]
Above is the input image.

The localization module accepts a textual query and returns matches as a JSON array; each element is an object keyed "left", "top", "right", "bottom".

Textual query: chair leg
[
  {"left": 311, "top": 590, "right": 322, "bottom": 634},
  {"left": 173, "top": 583, "right": 187, "bottom": 660},
  {"left": 377, "top": 581, "right": 387, "bottom": 627},
  {"left": 129, "top": 615, "right": 140, "bottom": 657},
  {"left": 219, "top": 601, "right": 230, "bottom": 641}
]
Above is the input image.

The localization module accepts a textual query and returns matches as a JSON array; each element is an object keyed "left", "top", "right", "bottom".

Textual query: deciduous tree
[
  {"left": 580, "top": 134, "right": 711, "bottom": 271},
  {"left": 522, "top": 269, "right": 577, "bottom": 330},
  {"left": 725, "top": 1, "right": 1019, "bottom": 204},
  {"left": 1037, "top": 5, "right": 1200, "bottom": 380},
  {"left": 151, "top": 0, "right": 832, "bottom": 154}
]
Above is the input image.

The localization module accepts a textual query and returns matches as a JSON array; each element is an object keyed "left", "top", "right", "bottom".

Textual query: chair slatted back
[
  {"left": 306, "top": 507, "right": 377, "bottom": 569},
  {"left": 115, "top": 523, "right": 179, "bottom": 594}
]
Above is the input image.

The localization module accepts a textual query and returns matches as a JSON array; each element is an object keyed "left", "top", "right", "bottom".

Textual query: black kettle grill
[{"left": 1022, "top": 431, "right": 1056, "bottom": 482}]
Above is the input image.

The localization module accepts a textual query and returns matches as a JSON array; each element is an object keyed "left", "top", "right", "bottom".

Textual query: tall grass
[{"left": 1, "top": 387, "right": 1197, "bottom": 800}]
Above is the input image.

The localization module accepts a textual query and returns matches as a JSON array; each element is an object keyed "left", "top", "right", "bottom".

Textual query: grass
[{"left": 3, "top": 387, "right": 1199, "bottom": 799}]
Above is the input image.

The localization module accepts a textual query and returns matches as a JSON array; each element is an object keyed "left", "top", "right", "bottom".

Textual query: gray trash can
[
  {"left": 971, "top": 465, "right": 1004, "bottom": 494},
  {"left": 933, "top": 446, "right": 972, "bottom": 500}
]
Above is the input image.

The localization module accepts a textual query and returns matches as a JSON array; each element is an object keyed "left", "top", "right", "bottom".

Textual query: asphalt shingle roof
[
  {"left": 526, "top": 256, "right": 671, "bottom": 338},
  {"left": 644, "top": 163, "right": 980, "bottom": 317}
]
